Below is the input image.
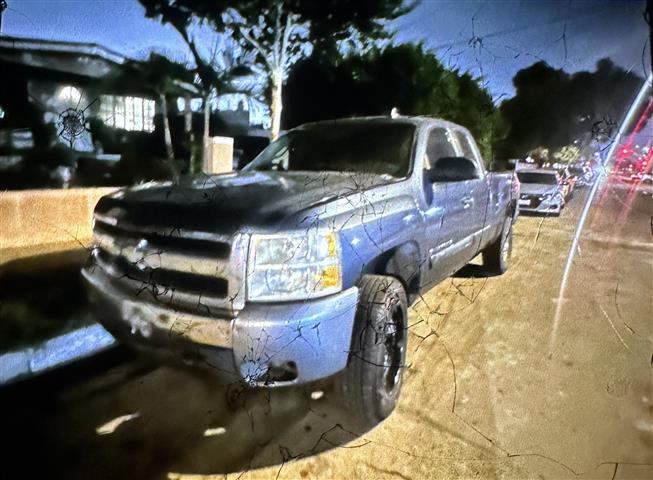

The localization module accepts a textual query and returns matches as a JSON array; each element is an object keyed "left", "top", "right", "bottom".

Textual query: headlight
[
  {"left": 538, "top": 193, "right": 553, "bottom": 201},
  {"left": 246, "top": 229, "right": 342, "bottom": 302}
]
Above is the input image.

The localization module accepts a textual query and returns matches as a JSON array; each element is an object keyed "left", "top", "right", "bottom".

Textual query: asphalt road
[{"left": 1, "top": 177, "right": 652, "bottom": 480}]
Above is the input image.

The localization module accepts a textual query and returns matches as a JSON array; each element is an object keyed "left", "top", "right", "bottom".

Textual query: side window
[
  {"left": 454, "top": 130, "right": 481, "bottom": 165},
  {"left": 425, "top": 128, "right": 456, "bottom": 169},
  {"left": 264, "top": 136, "right": 290, "bottom": 171}
]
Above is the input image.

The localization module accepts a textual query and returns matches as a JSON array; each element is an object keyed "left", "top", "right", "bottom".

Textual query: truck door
[
  {"left": 452, "top": 130, "right": 489, "bottom": 258},
  {"left": 422, "top": 127, "right": 465, "bottom": 286}
]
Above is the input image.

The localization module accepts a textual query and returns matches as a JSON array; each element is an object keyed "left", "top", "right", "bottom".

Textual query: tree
[
  {"left": 193, "top": 40, "right": 256, "bottom": 172},
  {"left": 139, "top": 0, "right": 410, "bottom": 139},
  {"left": 497, "top": 59, "right": 643, "bottom": 159},
  {"left": 101, "top": 53, "right": 197, "bottom": 179},
  {"left": 283, "top": 43, "right": 503, "bottom": 161}
]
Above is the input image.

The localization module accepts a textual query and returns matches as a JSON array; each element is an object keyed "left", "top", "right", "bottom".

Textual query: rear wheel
[
  {"left": 482, "top": 217, "right": 513, "bottom": 274},
  {"left": 336, "top": 275, "right": 408, "bottom": 427}
]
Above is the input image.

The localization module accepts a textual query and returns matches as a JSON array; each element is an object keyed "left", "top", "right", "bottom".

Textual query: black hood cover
[{"left": 95, "top": 170, "right": 395, "bottom": 234}]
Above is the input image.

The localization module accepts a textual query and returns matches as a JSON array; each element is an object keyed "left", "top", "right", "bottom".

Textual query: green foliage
[
  {"left": 497, "top": 58, "right": 643, "bottom": 159},
  {"left": 139, "top": 0, "right": 411, "bottom": 137},
  {"left": 284, "top": 43, "right": 502, "bottom": 161},
  {"left": 101, "top": 53, "right": 195, "bottom": 97},
  {"left": 139, "top": 0, "right": 409, "bottom": 59}
]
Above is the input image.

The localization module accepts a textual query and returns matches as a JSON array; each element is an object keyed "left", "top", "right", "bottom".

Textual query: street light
[{"left": 0, "top": 1, "right": 7, "bottom": 35}]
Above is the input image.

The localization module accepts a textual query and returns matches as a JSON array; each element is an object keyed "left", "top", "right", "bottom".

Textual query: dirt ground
[{"left": 1, "top": 179, "right": 651, "bottom": 480}]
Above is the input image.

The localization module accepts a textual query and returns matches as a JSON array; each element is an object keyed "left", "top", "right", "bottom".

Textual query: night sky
[{"left": 2, "top": 0, "right": 650, "bottom": 101}]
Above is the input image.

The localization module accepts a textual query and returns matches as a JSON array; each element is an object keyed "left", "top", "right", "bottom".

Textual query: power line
[{"left": 427, "top": 4, "right": 621, "bottom": 51}]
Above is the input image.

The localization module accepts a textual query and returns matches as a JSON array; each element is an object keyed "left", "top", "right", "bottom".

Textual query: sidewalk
[
  {"left": 0, "top": 248, "right": 115, "bottom": 386},
  {"left": 0, "top": 323, "right": 115, "bottom": 384}
]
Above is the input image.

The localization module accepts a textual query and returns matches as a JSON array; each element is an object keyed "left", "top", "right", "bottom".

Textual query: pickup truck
[{"left": 83, "top": 116, "right": 518, "bottom": 426}]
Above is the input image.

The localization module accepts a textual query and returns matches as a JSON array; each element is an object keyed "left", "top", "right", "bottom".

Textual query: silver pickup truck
[{"left": 83, "top": 116, "right": 518, "bottom": 425}]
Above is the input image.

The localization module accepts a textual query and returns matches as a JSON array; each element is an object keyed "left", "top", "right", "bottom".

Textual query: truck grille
[{"left": 90, "top": 211, "right": 247, "bottom": 316}]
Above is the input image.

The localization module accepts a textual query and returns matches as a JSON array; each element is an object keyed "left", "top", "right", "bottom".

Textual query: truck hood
[
  {"left": 520, "top": 183, "right": 560, "bottom": 196},
  {"left": 95, "top": 171, "right": 398, "bottom": 234}
]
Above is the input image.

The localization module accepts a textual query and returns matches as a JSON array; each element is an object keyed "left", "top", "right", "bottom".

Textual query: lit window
[
  {"left": 190, "top": 98, "right": 202, "bottom": 112},
  {"left": 99, "top": 95, "right": 155, "bottom": 132},
  {"left": 133, "top": 97, "right": 143, "bottom": 131}
]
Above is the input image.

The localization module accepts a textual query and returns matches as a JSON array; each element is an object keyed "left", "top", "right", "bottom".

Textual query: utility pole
[{"left": 0, "top": 1, "right": 7, "bottom": 35}]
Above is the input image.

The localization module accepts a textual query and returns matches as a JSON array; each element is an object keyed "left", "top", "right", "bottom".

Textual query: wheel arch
[{"left": 360, "top": 241, "right": 422, "bottom": 302}]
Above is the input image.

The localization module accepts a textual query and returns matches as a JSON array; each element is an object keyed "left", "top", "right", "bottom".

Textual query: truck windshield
[
  {"left": 517, "top": 172, "right": 558, "bottom": 184},
  {"left": 242, "top": 122, "right": 415, "bottom": 177}
]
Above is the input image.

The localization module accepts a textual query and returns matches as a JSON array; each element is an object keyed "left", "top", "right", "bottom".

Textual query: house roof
[
  {"left": 0, "top": 35, "right": 199, "bottom": 95},
  {"left": 0, "top": 35, "right": 129, "bottom": 65}
]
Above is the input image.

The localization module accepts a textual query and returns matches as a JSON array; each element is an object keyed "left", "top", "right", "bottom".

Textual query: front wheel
[
  {"left": 482, "top": 217, "right": 513, "bottom": 274},
  {"left": 336, "top": 275, "right": 408, "bottom": 427}
]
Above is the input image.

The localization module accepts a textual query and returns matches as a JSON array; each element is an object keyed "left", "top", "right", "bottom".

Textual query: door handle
[{"left": 461, "top": 196, "right": 474, "bottom": 209}]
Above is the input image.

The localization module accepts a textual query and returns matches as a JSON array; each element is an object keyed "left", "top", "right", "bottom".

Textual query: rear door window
[
  {"left": 425, "top": 127, "right": 457, "bottom": 169},
  {"left": 453, "top": 130, "right": 481, "bottom": 164}
]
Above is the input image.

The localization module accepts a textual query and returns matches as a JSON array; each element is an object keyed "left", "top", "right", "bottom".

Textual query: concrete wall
[
  {"left": 205, "top": 136, "right": 234, "bottom": 174},
  {"left": 0, "top": 187, "right": 116, "bottom": 264}
]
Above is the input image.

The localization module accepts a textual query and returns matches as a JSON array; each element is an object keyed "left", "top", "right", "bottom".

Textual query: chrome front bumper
[{"left": 82, "top": 266, "right": 358, "bottom": 386}]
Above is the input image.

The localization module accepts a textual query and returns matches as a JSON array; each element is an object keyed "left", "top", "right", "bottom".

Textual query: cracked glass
[{"left": 0, "top": 1, "right": 651, "bottom": 480}]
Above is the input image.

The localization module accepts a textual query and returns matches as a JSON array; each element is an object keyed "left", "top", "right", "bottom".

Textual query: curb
[{"left": 0, "top": 324, "right": 116, "bottom": 385}]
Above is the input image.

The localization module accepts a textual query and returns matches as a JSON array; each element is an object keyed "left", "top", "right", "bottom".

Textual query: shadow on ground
[
  {"left": 0, "top": 347, "right": 375, "bottom": 480},
  {"left": 0, "top": 249, "right": 377, "bottom": 479},
  {"left": 0, "top": 249, "right": 92, "bottom": 352}
]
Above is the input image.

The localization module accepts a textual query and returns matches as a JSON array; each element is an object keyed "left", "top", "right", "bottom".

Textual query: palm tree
[
  {"left": 193, "top": 37, "right": 258, "bottom": 172},
  {"left": 100, "top": 54, "right": 198, "bottom": 181}
]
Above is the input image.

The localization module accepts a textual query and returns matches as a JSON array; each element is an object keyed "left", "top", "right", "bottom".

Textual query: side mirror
[{"left": 427, "top": 156, "right": 479, "bottom": 182}]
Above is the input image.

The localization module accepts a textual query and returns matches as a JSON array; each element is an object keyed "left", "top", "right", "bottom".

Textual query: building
[{"left": 0, "top": 35, "right": 263, "bottom": 189}]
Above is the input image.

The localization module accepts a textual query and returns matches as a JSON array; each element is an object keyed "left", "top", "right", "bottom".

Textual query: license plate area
[{"left": 122, "top": 301, "right": 156, "bottom": 338}]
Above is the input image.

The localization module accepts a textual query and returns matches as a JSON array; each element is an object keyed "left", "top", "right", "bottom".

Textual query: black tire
[
  {"left": 482, "top": 217, "right": 513, "bottom": 274},
  {"left": 336, "top": 275, "right": 408, "bottom": 427}
]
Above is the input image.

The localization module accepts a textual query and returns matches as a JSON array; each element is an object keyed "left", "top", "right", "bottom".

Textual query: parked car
[
  {"left": 613, "top": 168, "right": 640, "bottom": 183},
  {"left": 558, "top": 167, "right": 576, "bottom": 199},
  {"left": 82, "top": 116, "right": 518, "bottom": 426},
  {"left": 567, "top": 165, "right": 594, "bottom": 188},
  {"left": 516, "top": 169, "right": 566, "bottom": 215}
]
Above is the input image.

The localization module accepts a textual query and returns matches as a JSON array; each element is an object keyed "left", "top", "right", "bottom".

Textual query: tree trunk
[
  {"left": 202, "top": 92, "right": 211, "bottom": 172},
  {"left": 159, "top": 93, "right": 179, "bottom": 181},
  {"left": 183, "top": 95, "right": 197, "bottom": 173},
  {"left": 270, "top": 70, "right": 283, "bottom": 140}
]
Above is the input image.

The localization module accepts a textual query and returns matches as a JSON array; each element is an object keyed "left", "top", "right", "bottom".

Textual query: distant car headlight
[{"left": 246, "top": 229, "right": 342, "bottom": 302}]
